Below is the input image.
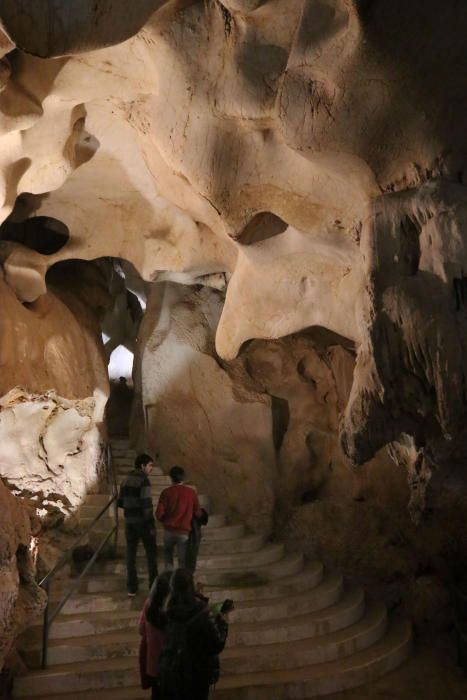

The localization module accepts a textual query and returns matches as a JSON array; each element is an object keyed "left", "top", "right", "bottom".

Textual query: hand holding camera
[{"left": 220, "top": 598, "right": 234, "bottom": 618}]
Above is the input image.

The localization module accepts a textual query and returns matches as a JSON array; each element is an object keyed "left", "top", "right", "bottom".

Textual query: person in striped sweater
[{"left": 117, "top": 453, "right": 158, "bottom": 596}]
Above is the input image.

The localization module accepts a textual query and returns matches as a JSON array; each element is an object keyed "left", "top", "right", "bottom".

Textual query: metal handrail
[{"left": 40, "top": 443, "right": 119, "bottom": 669}]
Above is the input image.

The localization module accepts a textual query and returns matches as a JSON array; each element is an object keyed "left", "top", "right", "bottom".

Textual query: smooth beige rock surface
[{"left": 136, "top": 283, "right": 276, "bottom": 533}]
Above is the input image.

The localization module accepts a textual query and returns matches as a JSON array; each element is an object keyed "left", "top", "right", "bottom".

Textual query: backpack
[{"left": 157, "top": 606, "right": 207, "bottom": 700}]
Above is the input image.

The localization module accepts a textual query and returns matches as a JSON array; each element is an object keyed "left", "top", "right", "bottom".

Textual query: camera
[{"left": 220, "top": 598, "right": 234, "bottom": 614}]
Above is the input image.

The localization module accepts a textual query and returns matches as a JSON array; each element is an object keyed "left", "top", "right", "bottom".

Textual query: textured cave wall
[
  {"left": 137, "top": 284, "right": 467, "bottom": 624},
  {"left": 340, "top": 181, "right": 467, "bottom": 522},
  {"left": 135, "top": 282, "right": 276, "bottom": 533},
  {"left": 1, "top": 0, "right": 467, "bottom": 635},
  {"left": 0, "top": 479, "right": 45, "bottom": 669},
  {"left": 0, "top": 260, "right": 111, "bottom": 523}
]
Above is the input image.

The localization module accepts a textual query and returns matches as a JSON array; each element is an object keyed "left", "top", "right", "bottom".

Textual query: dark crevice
[
  {"left": 15, "top": 544, "right": 30, "bottom": 584},
  {"left": 0, "top": 216, "right": 69, "bottom": 255},
  {"left": 399, "top": 214, "right": 421, "bottom": 275},
  {"left": 454, "top": 275, "right": 467, "bottom": 311},
  {"left": 271, "top": 395, "right": 289, "bottom": 451}
]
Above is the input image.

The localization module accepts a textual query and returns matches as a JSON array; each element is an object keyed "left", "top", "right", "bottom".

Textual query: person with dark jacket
[
  {"left": 139, "top": 571, "right": 172, "bottom": 699},
  {"left": 156, "top": 466, "right": 202, "bottom": 570},
  {"left": 117, "top": 453, "right": 157, "bottom": 596},
  {"left": 159, "top": 568, "right": 229, "bottom": 700},
  {"left": 186, "top": 508, "right": 209, "bottom": 573}
]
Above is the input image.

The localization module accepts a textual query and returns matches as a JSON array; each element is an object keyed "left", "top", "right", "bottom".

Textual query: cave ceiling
[{"left": 1, "top": 0, "right": 467, "bottom": 470}]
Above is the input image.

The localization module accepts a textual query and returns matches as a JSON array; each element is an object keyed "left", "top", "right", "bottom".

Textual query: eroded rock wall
[
  {"left": 136, "top": 283, "right": 276, "bottom": 533},
  {"left": 0, "top": 479, "right": 45, "bottom": 668},
  {"left": 0, "top": 261, "right": 110, "bottom": 521},
  {"left": 0, "top": 0, "right": 467, "bottom": 636},
  {"left": 137, "top": 285, "right": 467, "bottom": 625}
]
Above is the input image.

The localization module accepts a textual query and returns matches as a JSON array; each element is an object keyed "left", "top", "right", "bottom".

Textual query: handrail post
[
  {"left": 41, "top": 579, "right": 50, "bottom": 669},
  {"left": 108, "top": 444, "right": 119, "bottom": 557},
  {"left": 38, "top": 440, "right": 120, "bottom": 669}
]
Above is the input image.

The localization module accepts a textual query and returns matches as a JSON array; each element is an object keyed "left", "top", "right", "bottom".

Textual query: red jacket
[
  {"left": 156, "top": 484, "right": 202, "bottom": 534},
  {"left": 139, "top": 600, "right": 164, "bottom": 687}
]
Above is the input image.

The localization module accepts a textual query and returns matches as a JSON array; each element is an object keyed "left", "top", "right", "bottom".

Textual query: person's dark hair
[
  {"left": 169, "top": 465, "right": 185, "bottom": 484},
  {"left": 164, "top": 568, "right": 196, "bottom": 613},
  {"left": 146, "top": 571, "right": 171, "bottom": 628},
  {"left": 135, "top": 453, "right": 153, "bottom": 469}
]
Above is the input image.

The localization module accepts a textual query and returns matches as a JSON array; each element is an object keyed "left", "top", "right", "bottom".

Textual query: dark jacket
[
  {"left": 186, "top": 509, "right": 209, "bottom": 572},
  {"left": 166, "top": 597, "right": 228, "bottom": 693},
  {"left": 117, "top": 468, "right": 154, "bottom": 526}
]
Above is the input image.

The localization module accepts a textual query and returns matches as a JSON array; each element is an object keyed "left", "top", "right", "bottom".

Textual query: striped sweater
[{"left": 117, "top": 468, "right": 154, "bottom": 525}]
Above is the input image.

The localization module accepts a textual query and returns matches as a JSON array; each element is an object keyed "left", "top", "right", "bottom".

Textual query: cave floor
[{"left": 324, "top": 631, "right": 466, "bottom": 699}]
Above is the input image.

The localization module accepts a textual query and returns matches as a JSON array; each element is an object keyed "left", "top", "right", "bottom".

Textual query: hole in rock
[
  {"left": 108, "top": 344, "right": 134, "bottom": 382},
  {"left": 454, "top": 276, "right": 467, "bottom": 311},
  {"left": 237, "top": 212, "right": 288, "bottom": 245},
  {"left": 16, "top": 544, "right": 30, "bottom": 584},
  {"left": 301, "top": 490, "right": 317, "bottom": 504},
  {"left": 0, "top": 216, "right": 69, "bottom": 254},
  {"left": 271, "top": 395, "right": 290, "bottom": 451},
  {"left": 399, "top": 215, "right": 421, "bottom": 275}
]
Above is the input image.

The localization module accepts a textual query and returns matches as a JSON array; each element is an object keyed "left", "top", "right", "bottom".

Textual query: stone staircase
[{"left": 14, "top": 439, "right": 412, "bottom": 699}]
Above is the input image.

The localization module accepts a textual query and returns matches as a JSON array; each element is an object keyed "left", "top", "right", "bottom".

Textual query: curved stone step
[
  {"left": 200, "top": 532, "right": 265, "bottom": 556},
  {"left": 164, "top": 532, "right": 267, "bottom": 557},
  {"left": 111, "top": 520, "right": 244, "bottom": 542},
  {"left": 199, "top": 542, "right": 285, "bottom": 570},
  {"left": 201, "top": 522, "right": 245, "bottom": 541},
  {"left": 205, "top": 561, "right": 323, "bottom": 602},
  {"left": 216, "top": 619, "right": 412, "bottom": 699},
  {"left": 113, "top": 532, "right": 265, "bottom": 557},
  {"left": 21, "top": 600, "right": 385, "bottom": 670},
  {"left": 227, "top": 587, "right": 365, "bottom": 646},
  {"left": 92, "top": 543, "right": 286, "bottom": 576},
  {"left": 228, "top": 571, "right": 342, "bottom": 623},
  {"left": 223, "top": 601, "right": 386, "bottom": 671},
  {"left": 57, "top": 551, "right": 305, "bottom": 594},
  {"left": 51, "top": 562, "right": 323, "bottom": 618},
  {"left": 36, "top": 569, "right": 338, "bottom": 642},
  {"left": 197, "top": 551, "right": 304, "bottom": 587},
  {"left": 14, "top": 619, "right": 411, "bottom": 699}
]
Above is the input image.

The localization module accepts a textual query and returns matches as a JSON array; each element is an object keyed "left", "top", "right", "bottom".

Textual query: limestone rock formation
[
  {"left": 0, "top": 258, "right": 110, "bottom": 518},
  {"left": 1, "top": 0, "right": 467, "bottom": 665},
  {"left": 0, "top": 479, "right": 45, "bottom": 668},
  {"left": 0, "top": 387, "right": 104, "bottom": 524},
  {"left": 0, "top": 1, "right": 164, "bottom": 57},
  {"left": 136, "top": 283, "right": 276, "bottom": 533}
]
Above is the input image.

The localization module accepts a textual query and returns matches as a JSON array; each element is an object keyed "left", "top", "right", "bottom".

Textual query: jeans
[
  {"left": 163, "top": 530, "right": 189, "bottom": 569},
  {"left": 125, "top": 522, "right": 158, "bottom": 593}
]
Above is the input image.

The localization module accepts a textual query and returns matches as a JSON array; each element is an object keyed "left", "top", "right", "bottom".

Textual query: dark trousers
[
  {"left": 193, "top": 680, "right": 211, "bottom": 700},
  {"left": 125, "top": 522, "right": 157, "bottom": 593}
]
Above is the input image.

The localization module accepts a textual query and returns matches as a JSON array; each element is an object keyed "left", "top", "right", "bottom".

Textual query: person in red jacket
[
  {"left": 139, "top": 571, "right": 171, "bottom": 698},
  {"left": 156, "top": 466, "right": 202, "bottom": 570}
]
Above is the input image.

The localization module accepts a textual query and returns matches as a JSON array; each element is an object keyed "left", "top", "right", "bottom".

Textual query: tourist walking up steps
[
  {"left": 156, "top": 466, "right": 202, "bottom": 570},
  {"left": 157, "top": 568, "right": 229, "bottom": 700},
  {"left": 139, "top": 571, "right": 171, "bottom": 699},
  {"left": 117, "top": 453, "right": 158, "bottom": 596}
]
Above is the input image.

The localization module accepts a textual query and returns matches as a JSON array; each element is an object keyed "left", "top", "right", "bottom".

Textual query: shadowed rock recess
[{"left": 1, "top": 0, "right": 467, "bottom": 697}]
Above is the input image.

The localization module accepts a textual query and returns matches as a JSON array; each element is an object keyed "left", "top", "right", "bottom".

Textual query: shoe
[{"left": 128, "top": 591, "right": 137, "bottom": 598}]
